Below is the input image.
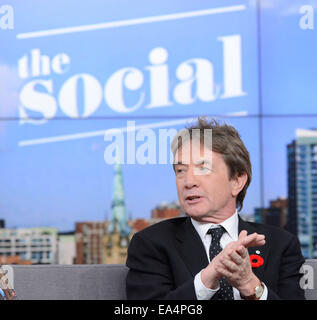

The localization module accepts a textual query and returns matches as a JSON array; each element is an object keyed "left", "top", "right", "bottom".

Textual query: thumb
[{"left": 238, "top": 230, "right": 248, "bottom": 241}]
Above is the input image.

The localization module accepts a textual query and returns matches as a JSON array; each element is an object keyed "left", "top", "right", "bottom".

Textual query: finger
[
  {"left": 236, "top": 245, "right": 248, "bottom": 258},
  {"left": 248, "top": 236, "right": 265, "bottom": 248},
  {"left": 255, "top": 239, "right": 266, "bottom": 247},
  {"left": 229, "top": 249, "right": 244, "bottom": 264},
  {"left": 240, "top": 233, "right": 265, "bottom": 248},
  {"left": 221, "top": 258, "right": 239, "bottom": 272},
  {"left": 255, "top": 234, "right": 265, "bottom": 242},
  {"left": 238, "top": 233, "right": 256, "bottom": 248},
  {"left": 238, "top": 230, "right": 248, "bottom": 241},
  {"left": 216, "top": 265, "right": 233, "bottom": 280}
]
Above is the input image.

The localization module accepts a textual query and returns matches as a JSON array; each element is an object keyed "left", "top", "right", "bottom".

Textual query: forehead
[{"left": 175, "top": 140, "right": 214, "bottom": 164}]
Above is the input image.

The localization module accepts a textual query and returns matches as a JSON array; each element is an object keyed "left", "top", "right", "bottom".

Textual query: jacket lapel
[
  {"left": 238, "top": 215, "right": 268, "bottom": 279},
  {"left": 175, "top": 218, "right": 209, "bottom": 277}
]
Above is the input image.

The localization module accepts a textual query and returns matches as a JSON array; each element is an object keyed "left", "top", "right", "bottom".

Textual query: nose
[{"left": 184, "top": 166, "right": 199, "bottom": 189}]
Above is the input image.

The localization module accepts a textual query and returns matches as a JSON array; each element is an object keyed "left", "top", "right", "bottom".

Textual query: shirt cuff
[{"left": 194, "top": 270, "right": 219, "bottom": 300}]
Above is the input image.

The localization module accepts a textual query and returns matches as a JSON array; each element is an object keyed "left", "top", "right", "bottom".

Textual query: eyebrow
[
  {"left": 173, "top": 159, "right": 212, "bottom": 167},
  {"left": 172, "top": 161, "right": 189, "bottom": 173},
  {"left": 193, "top": 159, "right": 211, "bottom": 166},
  {"left": 173, "top": 161, "right": 188, "bottom": 166}
]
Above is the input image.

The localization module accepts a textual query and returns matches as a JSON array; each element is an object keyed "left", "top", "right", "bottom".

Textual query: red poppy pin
[{"left": 249, "top": 254, "right": 264, "bottom": 268}]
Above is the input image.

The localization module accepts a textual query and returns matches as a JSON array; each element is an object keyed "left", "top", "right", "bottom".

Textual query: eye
[
  {"left": 175, "top": 165, "right": 186, "bottom": 175},
  {"left": 199, "top": 166, "right": 211, "bottom": 172}
]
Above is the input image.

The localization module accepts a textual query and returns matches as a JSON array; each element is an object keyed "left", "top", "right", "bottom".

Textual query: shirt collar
[{"left": 191, "top": 210, "right": 239, "bottom": 242}]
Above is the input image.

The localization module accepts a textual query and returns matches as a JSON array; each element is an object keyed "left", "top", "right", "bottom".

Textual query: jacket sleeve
[
  {"left": 125, "top": 232, "right": 197, "bottom": 300},
  {"left": 267, "top": 234, "right": 306, "bottom": 300}
]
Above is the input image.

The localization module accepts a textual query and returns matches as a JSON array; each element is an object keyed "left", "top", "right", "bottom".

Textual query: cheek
[
  {"left": 176, "top": 180, "right": 183, "bottom": 199},
  {"left": 203, "top": 179, "right": 232, "bottom": 201}
]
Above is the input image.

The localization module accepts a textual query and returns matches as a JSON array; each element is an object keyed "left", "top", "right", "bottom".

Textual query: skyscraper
[
  {"left": 254, "top": 197, "right": 287, "bottom": 228},
  {"left": 287, "top": 129, "right": 317, "bottom": 258},
  {"left": 75, "top": 222, "right": 106, "bottom": 264}
]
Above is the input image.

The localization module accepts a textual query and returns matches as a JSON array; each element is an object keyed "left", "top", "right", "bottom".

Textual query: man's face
[{"left": 174, "top": 140, "right": 238, "bottom": 223}]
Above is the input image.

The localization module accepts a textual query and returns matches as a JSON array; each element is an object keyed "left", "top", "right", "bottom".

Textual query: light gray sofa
[{"left": 11, "top": 260, "right": 317, "bottom": 300}]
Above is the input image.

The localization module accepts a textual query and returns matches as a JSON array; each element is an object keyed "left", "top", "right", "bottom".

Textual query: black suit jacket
[{"left": 126, "top": 215, "right": 306, "bottom": 300}]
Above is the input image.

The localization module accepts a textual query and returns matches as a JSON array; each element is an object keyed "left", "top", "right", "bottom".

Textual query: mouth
[{"left": 185, "top": 195, "right": 202, "bottom": 204}]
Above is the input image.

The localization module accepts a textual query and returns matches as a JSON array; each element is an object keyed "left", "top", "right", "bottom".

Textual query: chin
[{"left": 183, "top": 206, "right": 207, "bottom": 219}]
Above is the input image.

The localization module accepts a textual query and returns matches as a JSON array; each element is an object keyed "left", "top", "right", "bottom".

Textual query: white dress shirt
[{"left": 191, "top": 211, "right": 268, "bottom": 300}]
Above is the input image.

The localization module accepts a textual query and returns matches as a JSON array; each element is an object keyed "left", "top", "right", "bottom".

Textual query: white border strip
[{"left": 16, "top": 5, "right": 246, "bottom": 39}]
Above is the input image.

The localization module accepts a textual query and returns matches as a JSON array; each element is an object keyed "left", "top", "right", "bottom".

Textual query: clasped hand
[{"left": 201, "top": 230, "right": 265, "bottom": 296}]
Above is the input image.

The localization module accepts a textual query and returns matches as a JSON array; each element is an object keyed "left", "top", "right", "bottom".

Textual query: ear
[{"left": 231, "top": 172, "right": 248, "bottom": 197}]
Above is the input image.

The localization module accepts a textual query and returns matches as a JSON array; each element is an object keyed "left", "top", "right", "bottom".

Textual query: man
[{"left": 126, "top": 117, "right": 305, "bottom": 300}]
